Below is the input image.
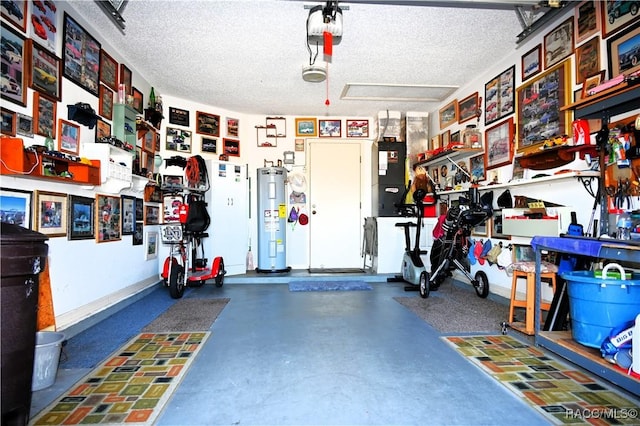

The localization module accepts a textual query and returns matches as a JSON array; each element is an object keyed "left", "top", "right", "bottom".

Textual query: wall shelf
[{"left": 415, "top": 148, "right": 483, "bottom": 169}]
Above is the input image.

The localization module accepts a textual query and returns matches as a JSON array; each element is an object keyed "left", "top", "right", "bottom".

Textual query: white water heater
[{"left": 256, "top": 167, "right": 290, "bottom": 273}]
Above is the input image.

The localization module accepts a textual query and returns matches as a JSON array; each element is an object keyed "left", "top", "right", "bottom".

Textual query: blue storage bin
[{"left": 562, "top": 264, "right": 640, "bottom": 348}]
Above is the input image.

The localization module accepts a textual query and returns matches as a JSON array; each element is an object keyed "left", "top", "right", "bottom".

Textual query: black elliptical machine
[
  {"left": 387, "top": 181, "right": 437, "bottom": 298},
  {"left": 428, "top": 187, "right": 492, "bottom": 298}
]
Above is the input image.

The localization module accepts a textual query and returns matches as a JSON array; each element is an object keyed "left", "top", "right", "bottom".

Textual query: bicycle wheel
[
  {"left": 169, "top": 262, "right": 185, "bottom": 299},
  {"left": 473, "top": 270, "right": 489, "bottom": 298}
]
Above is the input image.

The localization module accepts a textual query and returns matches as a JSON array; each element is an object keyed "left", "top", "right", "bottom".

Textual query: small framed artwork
[
  {"left": 68, "top": 195, "right": 95, "bottom": 240},
  {"left": 145, "top": 231, "right": 159, "bottom": 260},
  {"left": 57, "top": 119, "right": 81, "bottom": 155},
  {"left": 95, "top": 119, "right": 111, "bottom": 141},
  {"left": 33, "top": 92, "right": 57, "bottom": 137},
  {"left": 121, "top": 195, "right": 136, "bottom": 235},
  {"left": 99, "top": 49, "right": 118, "bottom": 91},
  {"left": 438, "top": 100, "right": 458, "bottom": 129},
  {"left": 319, "top": 119, "right": 341, "bottom": 137},
  {"left": 485, "top": 117, "right": 513, "bottom": 170},
  {"left": 28, "top": 40, "right": 62, "bottom": 101},
  {"left": 96, "top": 194, "right": 121, "bottom": 242},
  {"left": 162, "top": 175, "right": 183, "bottom": 189},
  {"left": 575, "top": 1, "right": 601, "bottom": 44},
  {"left": 346, "top": 119, "right": 369, "bottom": 138},
  {"left": 582, "top": 70, "right": 606, "bottom": 97},
  {"left": 492, "top": 210, "right": 509, "bottom": 239},
  {"left": 143, "top": 128, "right": 156, "bottom": 152},
  {"left": 575, "top": 36, "right": 600, "bottom": 85},
  {"left": 62, "top": 12, "right": 101, "bottom": 96},
  {"left": 223, "top": 138, "right": 240, "bottom": 156},
  {"left": 431, "top": 167, "right": 440, "bottom": 185},
  {"left": 430, "top": 134, "right": 441, "bottom": 150},
  {"left": 0, "top": 23, "right": 27, "bottom": 107},
  {"left": 469, "top": 154, "right": 486, "bottom": 182},
  {"left": 1, "top": 108, "right": 16, "bottom": 136},
  {"left": 135, "top": 197, "right": 144, "bottom": 222},
  {"left": 511, "top": 155, "right": 526, "bottom": 181},
  {"left": 166, "top": 127, "right": 192, "bottom": 153},
  {"left": 202, "top": 137, "right": 217, "bottom": 153},
  {"left": 226, "top": 117, "right": 239, "bottom": 137},
  {"left": 16, "top": 113, "right": 33, "bottom": 137},
  {"left": 1, "top": 0, "right": 27, "bottom": 31},
  {"left": 442, "top": 130, "right": 451, "bottom": 147},
  {"left": 266, "top": 117, "right": 286, "bottom": 137},
  {"left": 99, "top": 85, "right": 114, "bottom": 120},
  {"left": 0, "top": 188, "right": 32, "bottom": 229},
  {"left": 457, "top": 92, "right": 479, "bottom": 124},
  {"left": 169, "top": 107, "right": 190, "bottom": 126},
  {"left": 472, "top": 218, "right": 490, "bottom": 237},
  {"left": 543, "top": 17, "right": 574, "bottom": 69},
  {"left": 163, "top": 194, "right": 184, "bottom": 223},
  {"left": 119, "top": 63, "right": 132, "bottom": 97},
  {"left": 142, "top": 151, "right": 155, "bottom": 176},
  {"left": 521, "top": 44, "right": 541, "bottom": 81},
  {"left": 295, "top": 117, "right": 317, "bottom": 137},
  {"left": 484, "top": 65, "right": 515, "bottom": 126},
  {"left": 35, "top": 190, "right": 68, "bottom": 237},
  {"left": 607, "top": 22, "right": 640, "bottom": 80},
  {"left": 450, "top": 131, "right": 460, "bottom": 144},
  {"left": 132, "top": 87, "right": 144, "bottom": 114},
  {"left": 30, "top": 0, "right": 57, "bottom": 52},
  {"left": 601, "top": 0, "right": 638, "bottom": 38},
  {"left": 133, "top": 222, "right": 143, "bottom": 246},
  {"left": 196, "top": 111, "right": 220, "bottom": 136},
  {"left": 573, "top": 88, "right": 583, "bottom": 103},
  {"left": 144, "top": 205, "right": 160, "bottom": 225}
]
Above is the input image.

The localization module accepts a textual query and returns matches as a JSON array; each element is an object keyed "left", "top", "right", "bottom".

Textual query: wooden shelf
[
  {"left": 415, "top": 148, "right": 484, "bottom": 169},
  {"left": 561, "top": 83, "right": 640, "bottom": 120},
  {"left": 0, "top": 149, "right": 100, "bottom": 185},
  {"left": 518, "top": 145, "right": 598, "bottom": 170}
]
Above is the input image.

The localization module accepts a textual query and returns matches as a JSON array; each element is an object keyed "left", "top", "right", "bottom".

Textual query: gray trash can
[{"left": 1, "top": 223, "right": 49, "bottom": 426}]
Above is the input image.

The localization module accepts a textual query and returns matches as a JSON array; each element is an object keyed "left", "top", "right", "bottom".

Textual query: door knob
[{"left": 312, "top": 210, "right": 316, "bottom": 214}]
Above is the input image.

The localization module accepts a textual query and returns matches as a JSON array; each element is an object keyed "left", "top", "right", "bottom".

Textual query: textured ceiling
[{"left": 66, "top": 0, "right": 541, "bottom": 117}]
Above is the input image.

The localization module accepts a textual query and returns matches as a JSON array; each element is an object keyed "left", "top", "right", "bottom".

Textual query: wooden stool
[{"left": 508, "top": 269, "right": 557, "bottom": 335}]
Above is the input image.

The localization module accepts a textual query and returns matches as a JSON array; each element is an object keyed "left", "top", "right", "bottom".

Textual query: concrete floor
[{"left": 29, "top": 273, "right": 567, "bottom": 425}]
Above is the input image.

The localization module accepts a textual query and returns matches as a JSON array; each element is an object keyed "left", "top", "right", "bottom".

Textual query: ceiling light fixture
[{"left": 302, "top": 63, "right": 327, "bottom": 82}]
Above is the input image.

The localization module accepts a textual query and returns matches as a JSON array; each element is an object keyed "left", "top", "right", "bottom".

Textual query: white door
[{"left": 308, "top": 140, "right": 362, "bottom": 270}]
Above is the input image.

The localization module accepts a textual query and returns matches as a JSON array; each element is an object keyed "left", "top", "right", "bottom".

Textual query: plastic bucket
[
  {"left": 562, "top": 263, "right": 640, "bottom": 348},
  {"left": 32, "top": 331, "right": 65, "bottom": 391}
]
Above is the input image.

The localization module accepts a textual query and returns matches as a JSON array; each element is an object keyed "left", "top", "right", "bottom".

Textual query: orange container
[{"left": 0, "top": 137, "right": 26, "bottom": 175}]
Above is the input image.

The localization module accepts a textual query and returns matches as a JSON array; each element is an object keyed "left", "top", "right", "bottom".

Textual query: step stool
[{"left": 508, "top": 262, "right": 557, "bottom": 335}]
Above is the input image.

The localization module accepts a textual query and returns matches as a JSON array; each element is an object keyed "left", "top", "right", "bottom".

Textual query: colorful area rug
[
  {"left": 288, "top": 280, "right": 372, "bottom": 292},
  {"left": 31, "top": 332, "right": 209, "bottom": 425},
  {"left": 444, "top": 335, "right": 640, "bottom": 425}
]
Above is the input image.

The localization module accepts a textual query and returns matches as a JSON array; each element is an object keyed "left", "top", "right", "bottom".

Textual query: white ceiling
[{"left": 67, "top": 0, "right": 550, "bottom": 117}]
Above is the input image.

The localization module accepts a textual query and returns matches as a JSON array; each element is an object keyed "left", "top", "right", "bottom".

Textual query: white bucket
[{"left": 32, "top": 331, "right": 64, "bottom": 391}]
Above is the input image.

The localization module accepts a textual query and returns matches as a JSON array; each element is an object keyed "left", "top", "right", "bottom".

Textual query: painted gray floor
[{"left": 30, "top": 275, "right": 557, "bottom": 425}]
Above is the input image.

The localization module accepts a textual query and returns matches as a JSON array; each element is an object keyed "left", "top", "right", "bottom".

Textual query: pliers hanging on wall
[{"left": 614, "top": 178, "right": 631, "bottom": 209}]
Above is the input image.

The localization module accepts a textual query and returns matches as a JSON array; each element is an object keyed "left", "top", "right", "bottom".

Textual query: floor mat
[
  {"left": 30, "top": 332, "right": 209, "bottom": 425},
  {"left": 142, "top": 297, "right": 229, "bottom": 332},
  {"left": 443, "top": 335, "right": 640, "bottom": 425},
  {"left": 289, "top": 280, "right": 372, "bottom": 292}
]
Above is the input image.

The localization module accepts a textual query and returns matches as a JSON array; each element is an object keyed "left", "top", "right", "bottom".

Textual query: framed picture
[
  {"left": 99, "top": 49, "right": 118, "bottom": 91},
  {"left": 133, "top": 222, "right": 143, "bottom": 246},
  {"left": 16, "top": 113, "right": 33, "bottom": 137},
  {"left": 266, "top": 117, "right": 286, "bottom": 137},
  {"left": 575, "top": 36, "right": 601, "bottom": 85},
  {"left": 226, "top": 117, "right": 239, "bottom": 137},
  {"left": 143, "top": 128, "right": 156, "bottom": 152},
  {"left": 95, "top": 119, "right": 111, "bottom": 140},
  {"left": 99, "top": 85, "right": 114, "bottom": 120},
  {"left": 68, "top": 195, "right": 95, "bottom": 240},
  {"left": 295, "top": 117, "right": 317, "bottom": 137},
  {"left": 1, "top": 108, "right": 16, "bottom": 136},
  {"left": 431, "top": 167, "right": 440, "bottom": 185},
  {"left": 169, "top": 107, "right": 189, "bottom": 126},
  {"left": 575, "top": 1, "right": 601, "bottom": 44},
  {"left": 96, "top": 194, "right": 121, "bottom": 242},
  {"left": 35, "top": 190, "right": 68, "bottom": 237},
  {"left": 438, "top": 100, "right": 458, "bottom": 129},
  {"left": 145, "top": 231, "right": 159, "bottom": 260},
  {"left": 492, "top": 210, "right": 509, "bottom": 239},
  {"left": 511, "top": 155, "right": 526, "bottom": 181},
  {"left": 144, "top": 205, "right": 160, "bottom": 225},
  {"left": 1, "top": 23, "right": 27, "bottom": 107},
  {"left": 142, "top": 151, "right": 155, "bottom": 175},
  {"left": 33, "top": 92, "right": 57, "bottom": 137},
  {"left": 166, "top": 127, "right": 191, "bottom": 153},
  {"left": 30, "top": 0, "right": 57, "bottom": 52},
  {"left": 485, "top": 117, "right": 514, "bottom": 170},
  {"left": 62, "top": 12, "right": 101, "bottom": 96},
  {"left": 516, "top": 60, "right": 571, "bottom": 152},
  {"left": 484, "top": 65, "right": 515, "bottom": 126},
  {"left": 1, "top": 0, "right": 27, "bottom": 31},
  {"left": 442, "top": 130, "right": 451, "bottom": 147},
  {"left": 521, "top": 44, "right": 541, "bottom": 81},
  {"left": 472, "top": 218, "right": 490, "bottom": 237},
  {"left": 162, "top": 175, "right": 183, "bottom": 189},
  {"left": 135, "top": 197, "right": 144, "bottom": 221},
  {"left": 582, "top": 70, "right": 606, "bottom": 97},
  {"left": 319, "top": 119, "right": 341, "bottom": 137},
  {"left": 457, "top": 92, "right": 479, "bottom": 124},
  {"left": 119, "top": 63, "right": 132, "bottom": 97},
  {"left": 57, "top": 119, "right": 80, "bottom": 155},
  {"left": 469, "top": 154, "right": 486, "bottom": 182},
  {"left": 606, "top": 21, "right": 640, "bottom": 80},
  {"left": 202, "top": 137, "right": 217, "bottom": 153},
  {"left": 196, "top": 111, "right": 220, "bottom": 136},
  {"left": 223, "top": 138, "right": 240, "bottom": 157},
  {"left": 573, "top": 88, "right": 583, "bottom": 103},
  {"left": 28, "top": 40, "right": 62, "bottom": 101},
  {"left": 120, "top": 195, "right": 136, "bottom": 235},
  {"left": 430, "top": 134, "right": 441, "bottom": 150},
  {"left": 162, "top": 194, "right": 183, "bottom": 223},
  {"left": 0, "top": 188, "right": 32, "bottom": 228},
  {"left": 544, "top": 17, "right": 574, "bottom": 69},
  {"left": 132, "top": 87, "right": 143, "bottom": 114},
  {"left": 601, "top": 0, "right": 639, "bottom": 38}
]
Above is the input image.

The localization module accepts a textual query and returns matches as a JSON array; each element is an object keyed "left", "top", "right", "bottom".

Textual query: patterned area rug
[
  {"left": 288, "top": 280, "right": 372, "bottom": 292},
  {"left": 31, "top": 332, "right": 209, "bottom": 425},
  {"left": 444, "top": 335, "right": 640, "bottom": 425}
]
